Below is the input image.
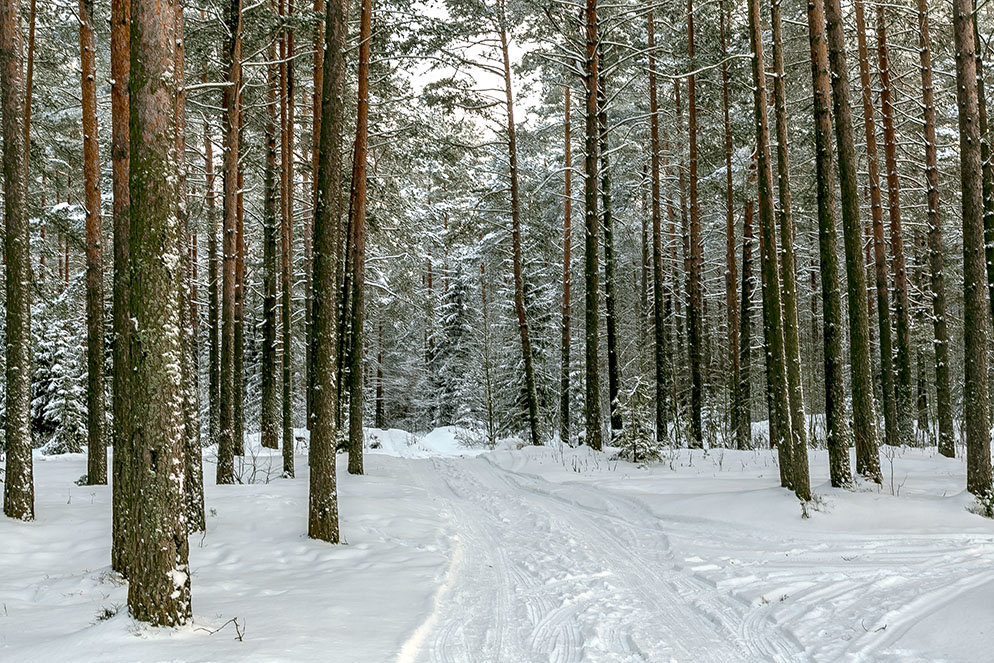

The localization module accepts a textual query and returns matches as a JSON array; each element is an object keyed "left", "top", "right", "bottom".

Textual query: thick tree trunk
[
  {"left": 823, "top": 0, "right": 881, "bottom": 482},
  {"left": 687, "top": 0, "right": 704, "bottom": 449},
  {"left": 875, "top": 4, "right": 913, "bottom": 446},
  {"left": 126, "top": 0, "right": 192, "bottom": 625},
  {"left": 746, "top": 0, "right": 806, "bottom": 497},
  {"left": 917, "top": 0, "right": 955, "bottom": 458},
  {"left": 262, "top": 20, "right": 280, "bottom": 452},
  {"left": 952, "top": 0, "right": 993, "bottom": 495},
  {"left": 647, "top": 8, "right": 667, "bottom": 443},
  {"left": 583, "top": 0, "right": 602, "bottom": 451},
  {"left": 597, "top": 39, "right": 622, "bottom": 435},
  {"left": 347, "top": 0, "right": 373, "bottom": 474},
  {"left": 110, "top": 0, "right": 131, "bottom": 572},
  {"left": 1, "top": 0, "right": 34, "bottom": 521},
  {"left": 804, "top": 0, "right": 853, "bottom": 488},
  {"left": 853, "top": 0, "right": 898, "bottom": 449},
  {"left": 770, "top": 0, "right": 809, "bottom": 488},
  {"left": 309, "top": 0, "right": 348, "bottom": 542},
  {"left": 79, "top": 0, "right": 107, "bottom": 486},
  {"left": 560, "top": 78, "right": 572, "bottom": 445},
  {"left": 217, "top": 0, "right": 241, "bottom": 485},
  {"left": 23, "top": 0, "right": 35, "bottom": 172}
]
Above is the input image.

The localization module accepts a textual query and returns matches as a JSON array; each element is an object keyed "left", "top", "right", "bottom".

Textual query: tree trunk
[
  {"left": 804, "top": 0, "right": 853, "bottom": 488},
  {"left": 217, "top": 0, "right": 241, "bottom": 485},
  {"left": 770, "top": 0, "right": 809, "bottom": 492},
  {"left": 204, "top": 70, "right": 220, "bottom": 460},
  {"left": 917, "top": 0, "right": 955, "bottom": 457},
  {"left": 262, "top": 15, "right": 280, "bottom": 452},
  {"left": 647, "top": 8, "right": 668, "bottom": 443},
  {"left": 79, "top": 0, "right": 107, "bottom": 486},
  {"left": 746, "top": 0, "right": 805, "bottom": 497},
  {"left": 307, "top": 0, "right": 324, "bottom": 430},
  {"left": 347, "top": 0, "right": 372, "bottom": 474},
  {"left": 110, "top": 0, "right": 131, "bottom": 571},
  {"left": 597, "top": 38, "right": 622, "bottom": 435},
  {"left": 126, "top": 0, "right": 192, "bottom": 624},
  {"left": 875, "top": 4, "right": 913, "bottom": 446},
  {"left": 823, "top": 0, "right": 881, "bottom": 482},
  {"left": 737, "top": 171, "right": 754, "bottom": 451},
  {"left": 687, "top": 0, "right": 704, "bottom": 449},
  {"left": 234, "top": 129, "right": 246, "bottom": 457},
  {"left": 499, "top": 1, "right": 541, "bottom": 447},
  {"left": 952, "top": 0, "right": 993, "bottom": 495},
  {"left": 174, "top": 4, "right": 204, "bottom": 532},
  {"left": 854, "top": 0, "right": 898, "bottom": 449},
  {"left": 583, "top": 0, "right": 602, "bottom": 451},
  {"left": 375, "top": 317, "right": 384, "bottom": 428},
  {"left": 560, "top": 76, "right": 572, "bottom": 445},
  {"left": 309, "top": 0, "right": 348, "bottom": 542},
  {"left": 1, "top": 0, "right": 34, "bottom": 521},
  {"left": 281, "top": 0, "right": 297, "bottom": 472},
  {"left": 719, "top": 0, "right": 739, "bottom": 446}
]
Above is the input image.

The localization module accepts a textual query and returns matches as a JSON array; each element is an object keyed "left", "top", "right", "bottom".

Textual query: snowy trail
[{"left": 406, "top": 455, "right": 804, "bottom": 663}]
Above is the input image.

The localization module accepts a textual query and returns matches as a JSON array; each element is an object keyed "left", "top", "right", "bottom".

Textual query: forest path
[{"left": 403, "top": 454, "right": 804, "bottom": 663}]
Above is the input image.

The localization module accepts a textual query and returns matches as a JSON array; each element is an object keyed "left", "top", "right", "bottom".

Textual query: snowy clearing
[{"left": 2, "top": 429, "right": 993, "bottom": 662}]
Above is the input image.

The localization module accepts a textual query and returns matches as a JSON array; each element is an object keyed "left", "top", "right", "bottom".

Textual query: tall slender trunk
[
  {"left": 309, "top": 0, "right": 348, "bottom": 542},
  {"left": 746, "top": 0, "right": 805, "bottom": 497},
  {"left": 597, "top": 38, "right": 621, "bottom": 435},
  {"left": 805, "top": 0, "right": 853, "bottom": 487},
  {"left": 307, "top": 0, "right": 324, "bottom": 429},
  {"left": 917, "top": 0, "right": 954, "bottom": 457},
  {"left": 647, "top": 8, "right": 667, "bottom": 443},
  {"left": 874, "top": 4, "right": 913, "bottom": 445},
  {"left": 217, "top": 0, "right": 242, "bottom": 485},
  {"left": 203, "top": 64, "right": 220, "bottom": 460},
  {"left": 234, "top": 120, "right": 246, "bottom": 457},
  {"left": 375, "top": 317, "right": 384, "bottom": 428},
  {"left": 770, "top": 0, "right": 809, "bottom": 491},
  {"left": 952, "top": 0, "right": 993, "bottom": 495},
  {"left": 1, "top": 0, "right": 34, "bottom": 521},
  {"left": 126, "top": 0, "right": 192, "bottom": 625},
  {"left": 262, "top": 12, "right": 280, "bottom": 452},
  {"left": 824, "top": 0, "right": 881, "bottom": 482},
  {"left": 110, "top": 0, "right": 131, "bottom": 571},
  {"left": 720, "top": 0, "right": 739, "bottom": 445},
  {"left": 499, "top": 1, "right": 541, "bottom": 447},
  {"left": 174, "top": 4, "right": 204, "bottom": 532},
  {"left": 560, "top": 77, "right": 572, "bottom": 445},
  {"left": 79, "top": 0, "right": 107, "bottom": 486},
  {"left": 347, "top": 0, "right": 372, "bottom": 474},
  {"left": 583, "top": 0, "right": 602, "bottom": 451},
  {"left": 737, "top": 170, "right": 755, "bottom": 451},
  {"left": 281, "top": 0, "right": 297, "bottom": 472},
  {"left": 854, "top": 0, "right": 898, "bottom": 449},
  {"left": 687, "top": 0, "right": 704, "bottom": 449}
]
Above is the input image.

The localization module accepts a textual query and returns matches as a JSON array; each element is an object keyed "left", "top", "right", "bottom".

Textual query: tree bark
[
  {"left": 687, "top": 0, "right": 704, "bottom": 449},
  {"left": 307, "top": 0, "right": 324, "bottom": 430},
  {"left": 217, "top": 0, "right": 241, "bottom": 485},
  {"left": 952, "top": 0, "right": 993, "bottom": 495},
  {"left": 204, "top": 68, "right": 220, "bottom": 460},
  {"left": 720, "top": 0, "right": 739, "bottom": 446},
  {"left": 1, "top": 0, "right": 34, "bottom": 521},
  {"left": 79, "top": 0, "right": 107, "bottom": 486},
  {"left": 770, "top": 0, "right": 809, "bottom": 491},
  {"left": 281, "top": 0, "right": 297, "bottom": 471},
  {"left": 804, "top": 0, "right": 853, "bottom": 488},
  {"left": 917, "top": 0, "right": 954, "bottom": 458},
  {"left": 583, "top": 0, "right": 602, "bottom": 451},
  {"left": 560, "top": 76, "right": 572, "bottom": 445},
  {"left": 647, "top": 8, "right": 667, "bottom": 443},
  {"left": 854, "top": 0, "right": 898, "bottom": 449},
  {"left": 262, "top": 11, "right": 280, "bottom": 452},
  {"left": 347, "top": 0, "right": 373, "bottom": 473},
  {"left": 310, "top": 0, "right": 348, "bottom": 542},
  {"left": 110, "top": 0, "right": 131, "bottom": 572},
  {"left": 126, "top": 0, "right": 192, "bottom": 624},
  {"left": 874, "top": 3, "right": 913, "bottom": 446},
  {"left": 737, "top": 170, "right": 754, "bottom": 451},
  {"left": 746, "top": 0, "right": 805, "bottom": 497},
  {"left": 823, "top": 0, "right": 881, "bottom": 482}
]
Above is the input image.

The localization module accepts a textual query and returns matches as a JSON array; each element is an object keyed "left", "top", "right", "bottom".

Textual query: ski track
[{"left": 408, "top": 456, "right": 805, "bottom": 663}]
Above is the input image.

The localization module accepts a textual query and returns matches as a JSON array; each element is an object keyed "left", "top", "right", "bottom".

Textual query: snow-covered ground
[{"left": 2, "top": 429, "right": 993, "bottom": 661}]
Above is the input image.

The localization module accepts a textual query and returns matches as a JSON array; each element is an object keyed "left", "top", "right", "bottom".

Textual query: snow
[{"left": 3, "top": 428, "right": 994, "bottom": 661}]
